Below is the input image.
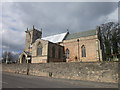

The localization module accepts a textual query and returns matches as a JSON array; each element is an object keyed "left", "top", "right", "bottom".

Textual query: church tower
[{"left": 25, "top": 25, "right": 42, "bottom": 52}]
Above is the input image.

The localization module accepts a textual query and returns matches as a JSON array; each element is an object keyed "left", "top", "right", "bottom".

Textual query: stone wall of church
[
  {"left": 25, "top": 30, "right": 32, "bottom": 52},
  {"left": 25, "top": 29, "right": 42, "bottom": 52},
  {"left": 48, "top": 42, "right": 65, "bottom": 62},
  {"left": 32, "top": 56, "right": 47, "bottom": 63},
  {"left": 31, "top": 39, "right": 65, "bottom": 63},
  {"left": 63, "top": 35, "right": 102, "bottom": 62},
  {"left": 31, "top": 39, "right": 49, "bottom": 63}
]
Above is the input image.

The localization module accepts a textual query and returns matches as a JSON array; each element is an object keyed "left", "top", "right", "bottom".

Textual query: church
[{"left": 19, "top": 26, "right": 102, "bottom": 63}]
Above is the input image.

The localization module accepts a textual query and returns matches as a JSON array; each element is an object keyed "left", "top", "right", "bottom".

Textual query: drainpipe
[{"left": 77, "top": 39, "right": 80, "bottom": 61}]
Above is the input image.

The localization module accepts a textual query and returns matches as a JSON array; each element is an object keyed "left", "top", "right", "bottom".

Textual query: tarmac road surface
[{"left": 2, "top": 72, "right": 118, "bottom": 88}]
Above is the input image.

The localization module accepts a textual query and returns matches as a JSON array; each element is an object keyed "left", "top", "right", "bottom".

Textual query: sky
[{"left": 0, "top": 2, "right": 118, "bottom": 57}]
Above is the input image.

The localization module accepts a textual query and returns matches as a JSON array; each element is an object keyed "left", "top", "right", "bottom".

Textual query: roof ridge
[{"left": 42, "top": 32, "right": 68, "bottom": 38}]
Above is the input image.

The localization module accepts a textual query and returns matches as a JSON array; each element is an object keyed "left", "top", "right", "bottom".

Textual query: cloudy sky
[{"left": 0, "top": 2, "right": 118, "bottom": 56}]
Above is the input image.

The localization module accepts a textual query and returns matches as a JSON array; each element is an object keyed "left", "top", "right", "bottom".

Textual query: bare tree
[
  {"left": 99, "top": 22, "right": 120, "bottom": 61},
  {"left": 2, "top": 51, "right": 19, "bottom": 63}
]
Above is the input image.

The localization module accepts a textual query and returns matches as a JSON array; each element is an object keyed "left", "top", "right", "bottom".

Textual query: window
[
  {"left": 37, "top": 42, "right": 42, "bottom": 56},
  {"left": 37, "top": 47, "right": 42, "bottom": 56},
  {"left": 58, "top": 48, "right": 61, "bottom": 59},
  {"left": 66, "top": 48, "right": 69, "bottom": 59},
  {"left": 52, "top": 46, "right": 55, "bottom": 58},
  {"left": 81, "top": 45, "right": 86, "bottom": 57}
]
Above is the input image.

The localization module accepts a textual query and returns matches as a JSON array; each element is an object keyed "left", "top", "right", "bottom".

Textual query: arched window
[
  {"left": 37, "top": 42, "right": 42, "bottom": 56},
  {"left": 52, "top": 46, "right": 55, "bottom": 58},
  {"left": 81, "top": 45, "right": 86, "bottom": 57},
  {"left": 66, "top": 48, "right": 70, "bottom": 59}
]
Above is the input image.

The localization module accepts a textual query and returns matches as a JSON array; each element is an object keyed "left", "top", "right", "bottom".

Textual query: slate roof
[
  {"left": 42, "top": 32, "right": 68, "bottom": 43},
  {"left": 41, "top": 30, "right": 96, "bottom": 43},
  {"left": 65, "top": 30, "right": 97, "bottom": 40}
]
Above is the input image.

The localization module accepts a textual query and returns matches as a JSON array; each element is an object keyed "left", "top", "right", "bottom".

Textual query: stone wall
[
  {"left": 25, "top": 28, "right": 42, "bottom": 52},
  {"left": 48, "top": 42, "right": 65, "bottom": 62},
  {"left": 2, "top": 62, "right": 119, "bottom": 83},
  {"left": 31, "top": 39, "right": 48, "bottom": 63},
  {"left": 63, "top": 35, "right": 102, "bottom": 62},
  {"left": 32, "top": 39, "right": 48, "bottom": 57}
]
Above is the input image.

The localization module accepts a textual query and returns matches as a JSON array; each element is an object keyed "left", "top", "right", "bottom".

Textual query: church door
[{"left": 22, "top": 55, "right": 27, "bottom": 63}]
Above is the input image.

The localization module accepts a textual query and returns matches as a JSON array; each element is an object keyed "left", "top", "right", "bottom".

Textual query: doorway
[{"left": 22, "top": 55, "right": 27, "bottom": 63}]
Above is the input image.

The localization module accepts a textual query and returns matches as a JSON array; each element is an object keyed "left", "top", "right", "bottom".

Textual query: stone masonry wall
[
  {"left": 2, "top": 62, "right": 119, "bottom": 83},
  {"left": 48, "top": 42, "right": 64, "bottom": 62},
  {"left": 31, "top": 39, "right": 48, "bottom": 63},
  {"left": 63, "top": 35, "right": 102, "bottom": 62}
]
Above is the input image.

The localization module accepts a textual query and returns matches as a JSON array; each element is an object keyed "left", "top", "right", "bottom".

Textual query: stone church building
[{"left": 19, "top": 26, "right": 102, "bottom": 63}]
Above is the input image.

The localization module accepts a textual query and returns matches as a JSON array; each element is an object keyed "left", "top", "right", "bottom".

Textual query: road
[{"left": 2, "top": 72, "right": 118, "bottom": 88}]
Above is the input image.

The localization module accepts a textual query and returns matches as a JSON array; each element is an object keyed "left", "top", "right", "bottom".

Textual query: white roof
[{"left": 42, "top": 32, "right": 68, "bottom": 43}]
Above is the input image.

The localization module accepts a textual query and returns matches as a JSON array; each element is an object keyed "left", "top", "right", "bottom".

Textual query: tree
[
  {"left": 2, "top": 51, "right": 19, "bottom": 63},
  {"left": 99, "top": 22, "right": 120, "bottom": 61},
  {"left": 2, "top": 51, "right": 13, "bottom": 63}
]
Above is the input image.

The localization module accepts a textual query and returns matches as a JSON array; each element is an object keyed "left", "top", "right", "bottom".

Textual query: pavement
[{"left": 2, "top": 72, "right": 118, "bottom": 88}]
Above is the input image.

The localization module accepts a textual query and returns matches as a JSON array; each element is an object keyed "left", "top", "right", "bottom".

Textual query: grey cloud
[
  {"left": 14, "top": 2, "right": 117, "bottom": 35},
  {"left": 2, "top": 30, "right": 25, "bottom": 52},
  {"left": 1, "top": 2, "right": 118, "bottom": 54}
]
